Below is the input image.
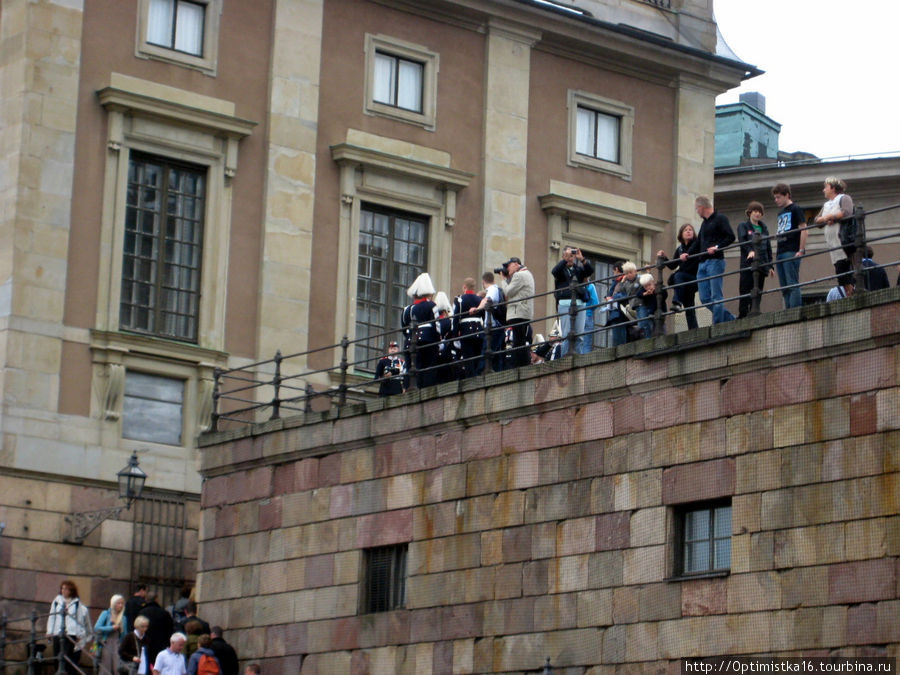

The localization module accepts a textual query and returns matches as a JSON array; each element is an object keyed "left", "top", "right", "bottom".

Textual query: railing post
[
  {"left": 483, "top": 304, "right": 494, "bottom": 375},
  {"left": 338, "top": 336, "right": 349, "bottom": 407},
  {"left": 56, "top": 601, "right": 65, "bottom": 674},
  {"left": 654, "top": 254, "right": 666, "bottom": 337},
  {"left": 1, "top": 612, "right": 6, "bottom": 675},
  {"left": 543, "top": 656, "right": 552, "bottom": 674},
  {"left": 750, "top": 230, "right": 763, "bottom": 316},
  {"left": 567, "top": 277, "right": 578, "bottom": 355},
  {"left": 304, "top": 382, "right": 313, "bottom": 413},
  {"left": 210, "top": 367, "right": 221, "bottom": 433},
  {"left": 852, "top": 204, "right": 867, "bottom": 290},
  {"left": 270, "top": 350, "right": 282, "bottom": 421},
  {"left": 407, "top": 320, "right": 419, "bottom": 391}
]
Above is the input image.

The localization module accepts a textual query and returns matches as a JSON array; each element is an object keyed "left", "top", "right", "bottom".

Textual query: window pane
[
  {"left": 397, "top": 59, "right": 423, "bottom": 112},
  {"left": 714, "top": 506, "right": 732, "bottom": 538},
  {"left": 174, "top": 0, "right": 204, "bottom": 55},
  {"left": 684, "top": 510, "right": 709, "bottom": 542},
  {"left": 373, "top": 52, "right": 396, "bottom": 105},
  {"left": 122, "top": 154, "right": 205, "bottom": 342},
  {"left": 714, "top": 537, "right": 731, "bottom": 570},
  {"left": 122, "top": 372, "right": 184, "bottom": 445},
  {"left": 595, "top": 111, "right": 619, "bottom": 163},
  {"left": 147, "top": 0, "right": 174, "bottom": 47},
  {"left": 685, "top": 540, "right": 710, "bottom": 573},
  {"left": 575, "top": 107, "right": 595, "bottom": 156}
]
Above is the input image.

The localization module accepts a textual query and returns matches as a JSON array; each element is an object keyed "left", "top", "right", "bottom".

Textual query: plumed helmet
[
  {"left": 433, "top": 291, "right": 452, "bottom": 314},
  {"left": 407, "top": 272, "right": 436, "bottom": 298}
]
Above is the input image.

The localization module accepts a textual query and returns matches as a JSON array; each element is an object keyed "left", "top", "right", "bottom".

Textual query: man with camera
[
  {"left": 374, "top": 341, "right": 407, "bottom": 396},
  {"left": 552, "top": 246, "right": 594, "bottom": 356},
  {"left": 497, "top": 257, "right": 534, "bottom": 369}
]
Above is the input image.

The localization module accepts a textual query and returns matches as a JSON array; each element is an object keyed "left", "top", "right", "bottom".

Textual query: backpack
[
  {"left": 197, "top": 653, "right": 220, "bottom": 675},
  {"left": 492, "top": 287, "right": 507, "bottom": 326}
]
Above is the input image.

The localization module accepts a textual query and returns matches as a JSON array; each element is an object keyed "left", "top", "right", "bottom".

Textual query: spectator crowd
[
  {"left": 45, "top": 581, "right": 258, "bottom": 675},
  {"left": 376, "top": 178, "right": 898, "bottom": 395}
]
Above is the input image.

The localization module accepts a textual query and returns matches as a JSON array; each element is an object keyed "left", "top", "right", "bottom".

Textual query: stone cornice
[
  {"left": 330, "top": 143, "right": 474, "bottom": 191},
  {"left": 539, "top": 192, "right": 667, "bottom": 234},
  {"left": 90, "top": 329, "right": 228, "bottom": 367},
  {"left": 97, "top": 86, "right": 257, "bottom": 138}
]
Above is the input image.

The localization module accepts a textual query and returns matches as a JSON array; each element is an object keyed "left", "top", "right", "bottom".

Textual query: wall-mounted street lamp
[{"left": 64, "top": 452, "right": 147, "bottom": 544}]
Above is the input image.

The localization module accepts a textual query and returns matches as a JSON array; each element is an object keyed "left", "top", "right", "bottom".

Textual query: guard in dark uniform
[
  {"left": 401, "top": 273, "right": 439, "bottom": 389},
  {"left": 453, "top": 277, "right": 484, "bottom": 378},
  {"left": 374, "top": 341, "right": 407, "bottom": 396}
]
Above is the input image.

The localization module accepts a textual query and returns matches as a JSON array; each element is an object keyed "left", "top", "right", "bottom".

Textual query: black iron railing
[{"left": 209, "top": 203, "right": 900, "bottom": 430}]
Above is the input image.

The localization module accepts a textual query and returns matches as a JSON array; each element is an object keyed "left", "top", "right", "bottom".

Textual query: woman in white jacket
[{"left": 46, "top": 579, "right": 93, "bottom": 674}]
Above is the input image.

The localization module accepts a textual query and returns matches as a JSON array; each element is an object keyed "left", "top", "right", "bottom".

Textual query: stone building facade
[
  {"left": 197, "top": 292, "right": 900, "bottom": 671},
  {"left": 1, "top": 0, "right": 751, "bottom": 638}
]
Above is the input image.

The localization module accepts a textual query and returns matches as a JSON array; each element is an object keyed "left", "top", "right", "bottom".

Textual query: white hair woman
[
  {"left": 814, "top": 176, "right": 854, "bottom": 272},
  {"left": 118, "top": 615, "right": 149, "bottom": 674},
  {"left": 94, "top": 593, "right": 126, "bottom": 673}
]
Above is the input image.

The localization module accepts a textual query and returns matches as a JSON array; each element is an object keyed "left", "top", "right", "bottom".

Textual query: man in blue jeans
[
  {"left": 772, "top": 183, "right": 808, "bottom": 308},
  {"left": 694, "top": 195, "right": 735, "bottom": 324}
]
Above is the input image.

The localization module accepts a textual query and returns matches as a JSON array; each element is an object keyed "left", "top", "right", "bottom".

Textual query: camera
[{"left": 493, "top": 262, "right": 509, "bottom": 276}]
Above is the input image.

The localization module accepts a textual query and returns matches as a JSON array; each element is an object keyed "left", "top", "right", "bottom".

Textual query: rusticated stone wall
[{"left": 198, "top": 290, "right": 900, "bottom": 673}]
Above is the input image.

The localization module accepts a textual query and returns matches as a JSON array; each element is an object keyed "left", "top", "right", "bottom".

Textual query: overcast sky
[{"left": 713, "top": 0, "right": 900, "bottom": 160}]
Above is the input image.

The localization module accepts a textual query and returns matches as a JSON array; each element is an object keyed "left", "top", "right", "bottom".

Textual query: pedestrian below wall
[
  {"left": 46, "top": 579, "right": 93, "bottom": 675},
  {"left": 209, "top": 627, "right": 239, "bottom": 675},
  {"left": 94, "top": 593, "right": 128, "bottom": 675},
  {"left": 138, "top": 594, "right": 174, "bottom": 667}
]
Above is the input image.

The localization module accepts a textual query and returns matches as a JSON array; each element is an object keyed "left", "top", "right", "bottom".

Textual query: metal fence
[
  {"left": 210, "top": 203, "right": 900, "bottom": 431},
  {"left": 0, "top": 606, "right": 107, "bottom": 675}
]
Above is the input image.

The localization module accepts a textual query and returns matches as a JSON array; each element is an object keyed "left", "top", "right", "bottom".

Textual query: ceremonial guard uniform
[
  {"left": 453, "top": 288, "right": 483, "bottom": 378},
  {"left": 374, "top": 342, "right": 407, "bottom": 396},
  {"left": 401, "top": 273, "right": 439, "bottom": 389}
]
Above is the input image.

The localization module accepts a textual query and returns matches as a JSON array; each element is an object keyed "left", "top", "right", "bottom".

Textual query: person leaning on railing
[
  {"left": 736, "top": 201, "right": 775, "bottom": 319},
  {"left": 657, "top": 224, "right": 701, "bottom": 330},
  {"left": 814, "top": 176, "right": 854, "bottom": 274},
  {"left": 772, "top": 183, "right": 808, "bottom": 309},
  {"left": 694, "top": 195, "right": 736, "bottom": 324}
]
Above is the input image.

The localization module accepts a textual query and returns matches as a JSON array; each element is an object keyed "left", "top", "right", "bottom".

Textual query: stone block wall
[{"left": 198, "top": 291, "right": 900, "bottom": 673}]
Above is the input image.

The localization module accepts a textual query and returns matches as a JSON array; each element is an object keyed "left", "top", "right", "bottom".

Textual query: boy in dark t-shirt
[{"left": 772, "top": 183, "right": 808, "bottom": 309}]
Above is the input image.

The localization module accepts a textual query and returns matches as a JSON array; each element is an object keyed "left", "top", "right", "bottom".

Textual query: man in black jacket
[
  {"left": 136, "top": 594, "right": 173, "bottom": 667},
  {"left": 210, "top": 626, "right": 239, "bottom": 675},
  {"left": 123, "top": 584, "right": 147, "bottom": 633},
  {"left": 551, "top": 246, "right": 594, "bottom": 355},
  {"left": 695, "top": 195, "right": 735, "bottom": 324}
]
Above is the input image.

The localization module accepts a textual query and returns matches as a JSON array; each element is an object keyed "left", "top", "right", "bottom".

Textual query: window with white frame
[
  {"left": 373, "top": 52, "right": 424, "bottom": 113},
  {"left": 136, "top": 0, "right": 220, "bottom": 74},
  {"left": 364, "top": 34, "right": 439, "bottom": 130},
  {"left": 147, "top": 0, "right": 205, "bottom": 55},
  {"left": 567, "top": 90, "right": 634, "bottom": 179}
]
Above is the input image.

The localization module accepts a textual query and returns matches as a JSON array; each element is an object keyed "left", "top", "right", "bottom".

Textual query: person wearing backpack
[
  {"left": 187, "top": 635, "right": 221, "bottom": 675},
  {"left": 469, "top": 271, "right": 506, "bottom": 372}
]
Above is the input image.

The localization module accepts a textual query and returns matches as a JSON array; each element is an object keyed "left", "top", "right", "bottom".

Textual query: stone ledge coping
[{"left": 199, "top": 286, "right": 900, "bottom": 453}]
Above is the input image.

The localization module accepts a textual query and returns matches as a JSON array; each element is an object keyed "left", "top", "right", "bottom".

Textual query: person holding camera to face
[
  {"left": 497, "top": 257, "right": 534, "bottom": 369},
  {"left": 374, "top": 341, "right": 407, "bottom": 396},
  {"left": 552, "top": 246, "right": 594, "bottom": 356}
]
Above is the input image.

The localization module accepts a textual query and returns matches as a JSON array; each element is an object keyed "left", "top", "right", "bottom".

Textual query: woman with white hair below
[
  {"left": 814, "top": 177, "right": 854, "bottom": 273},
  {"left": 94, "top": 593, "right": 127, "bottom": 673},
  {"left": 401, "top": 273, "right": 439, "bottom": 389}
]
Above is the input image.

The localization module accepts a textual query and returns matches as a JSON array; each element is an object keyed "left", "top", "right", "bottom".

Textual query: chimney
[{"left": 739, "top": 92, "right": 766, "bottom": 114}]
